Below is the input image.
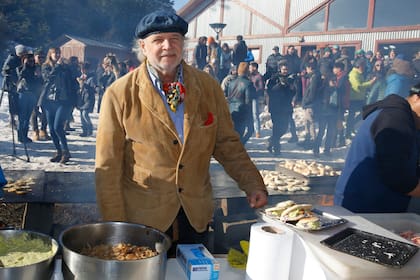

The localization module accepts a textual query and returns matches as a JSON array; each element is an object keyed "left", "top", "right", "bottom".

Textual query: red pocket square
[{"left": 204, "top": 112, "right": 214, "bottom": 126}]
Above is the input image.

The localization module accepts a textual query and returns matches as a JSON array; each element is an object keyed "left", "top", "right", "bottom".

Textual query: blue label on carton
[{"left": 176, "top": 244, "right": 219, "bottom": 280}]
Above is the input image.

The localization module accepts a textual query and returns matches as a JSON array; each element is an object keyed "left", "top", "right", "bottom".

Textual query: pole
[
  {"left": 10, "top": 105, "right": 17, "bottom": 156},
  {"left": 1, "top": 78, "right": 30, "bottom": 161}
]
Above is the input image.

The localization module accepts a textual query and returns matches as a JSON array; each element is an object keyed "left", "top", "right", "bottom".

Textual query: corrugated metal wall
[{"left": 183, "top": 0, "right": 420, "bottom": 73}]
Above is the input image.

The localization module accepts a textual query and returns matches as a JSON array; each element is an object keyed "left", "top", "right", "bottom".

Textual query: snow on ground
[{"left": 0, "top": 93, "right": 348, "bottom": 174}]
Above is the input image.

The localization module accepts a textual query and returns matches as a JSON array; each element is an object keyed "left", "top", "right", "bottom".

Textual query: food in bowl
[
  {"left": 80, "top": 242, "right": 158, "bottom": 260},
  {"left": 0, "top": 232, "right": 57, "bottom": 267}
]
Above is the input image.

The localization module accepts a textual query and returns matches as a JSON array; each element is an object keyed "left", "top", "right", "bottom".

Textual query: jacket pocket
[
  {"left": 132, "top": 165, "right": 152, "bottom": 186},
  {"left": 200, "top": 115, "right": 217, "bottom": 129}
]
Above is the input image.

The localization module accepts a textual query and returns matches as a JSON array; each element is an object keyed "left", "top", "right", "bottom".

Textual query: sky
[{"left": 173, "top": 0, "right": 189, "bottom": 10}]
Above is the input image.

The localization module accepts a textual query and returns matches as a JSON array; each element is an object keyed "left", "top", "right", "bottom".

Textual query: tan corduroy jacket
[{"left": 95, "top": 61, "right": 266, "bottom": 232}]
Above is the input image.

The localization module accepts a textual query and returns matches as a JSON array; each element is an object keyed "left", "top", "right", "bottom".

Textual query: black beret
[{"left": 135, "top": 10, "right": 188, "bottom": 39}]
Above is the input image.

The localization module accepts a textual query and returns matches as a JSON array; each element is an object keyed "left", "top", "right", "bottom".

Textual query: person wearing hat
[
  {"left": 1, "top": 44, "right": 28, "bottom": 128},
  {"left": 264, "top": 46, "right": 283, "bottom": 81},
  {"left": 331, "top": 45, "right": 341, "bottom": 61},
  {"left": 318, "top": 47, "right": 334, "bottom": 78},
  {"left": 16, "top": 51, "right": 38, "bottom": 143},
  {"left": 384, "top": 55, "right": 415, "bottom": 98},
  {"left": 95, "top": 10, "right": 268, "bottom": 254}
]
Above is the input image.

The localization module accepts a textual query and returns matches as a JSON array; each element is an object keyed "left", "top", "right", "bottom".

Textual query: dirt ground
[{"left": 0, "top": 202, "right": 100, "bottom": 230}]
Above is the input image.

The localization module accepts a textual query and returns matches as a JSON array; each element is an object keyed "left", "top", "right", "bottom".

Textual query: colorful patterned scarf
[{"left": 163, "top": 81, "right": 186, "bottom": 112}]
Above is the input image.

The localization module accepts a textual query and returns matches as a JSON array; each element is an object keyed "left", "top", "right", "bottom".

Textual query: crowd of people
[
  {"left": 2, "top": 34, "right": 420, "bottom": 164},
  {"left": 194, "top": 39, "right": 420, "bottom": 157},
  {"left": 1, "top": 45, "right": 137, "bottom": 163}
]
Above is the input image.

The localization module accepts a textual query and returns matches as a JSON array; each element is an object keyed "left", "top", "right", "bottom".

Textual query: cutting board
[{"left": 297, "top": 207, "right": 420, "bottom": 279}]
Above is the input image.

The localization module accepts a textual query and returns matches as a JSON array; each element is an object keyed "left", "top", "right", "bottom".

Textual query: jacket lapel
[
  {"left": 136, "top": 63, "right": 178, "bottom": 134},
  {"left": 182, "top": 62, "right": 202, "bottom": 141}
]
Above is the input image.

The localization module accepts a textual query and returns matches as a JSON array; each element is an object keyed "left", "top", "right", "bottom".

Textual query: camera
[{"left": 287, "top": 73, "right": 300, "bottom": 80}]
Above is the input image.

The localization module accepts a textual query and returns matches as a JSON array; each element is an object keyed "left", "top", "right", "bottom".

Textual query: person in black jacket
[
  {"left": 1, "top": 44, "right": 27, "bottom": 128},
  {"left": 226, "top": 62, "right": 255, "bottom": 144},
  {"left": 232, "top": 35, "right": 248, "bottom": 67},
  {"left": 266, "top": 62, "right": 296, "bottom": 155},
  {"left": 300, "top": 62, "right": 322, "bottom": 149},
  {"left": 192, "top": 36, "right": 207, "bottom": 70},
  {"left": 39, "top": 47, "right": 77, "bottom": 163},
  {"left": 335, "top": 85, "right": 420, "bottom": 213},
  {"left": 313, "top": 62, "right": 349, "bottom": 156},
  {"left": 77, "top": 62, "right": 95, "bottom": 137},
  {"left": 16, "top": 52, "right": 38, "bottom": 143}
]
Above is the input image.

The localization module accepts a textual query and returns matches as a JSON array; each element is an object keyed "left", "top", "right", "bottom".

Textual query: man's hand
[{"left": 247, "top": 190, "right": 268, "bottom": 208}]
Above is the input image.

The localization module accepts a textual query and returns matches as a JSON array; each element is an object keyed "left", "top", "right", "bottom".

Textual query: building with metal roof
[
  {"left": 178, "top": 0, "right": 420, "bottom": 73},
  {"left": 53, "top": 34, "right": 133, "bottom": 66}
]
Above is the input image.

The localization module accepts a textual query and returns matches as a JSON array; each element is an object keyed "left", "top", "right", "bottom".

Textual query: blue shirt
[{"left": 147, "top": 63, "right": 185, "bottom": 143}]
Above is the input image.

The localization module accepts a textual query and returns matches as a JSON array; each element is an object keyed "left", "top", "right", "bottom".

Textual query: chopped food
[
  {"left": 0, "top": 233, "right": 57, "bottom": 267},
  {"left": 80, "top": 243, "right": 158, "bottom": 260}
]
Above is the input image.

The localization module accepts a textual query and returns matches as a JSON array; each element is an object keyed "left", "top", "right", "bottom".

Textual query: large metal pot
[
  {"left": 59, "top": 222, "right": 171, "bottom": 280},
  {"left": 0, "top": 229, "right": 58, "bottom": 280}
]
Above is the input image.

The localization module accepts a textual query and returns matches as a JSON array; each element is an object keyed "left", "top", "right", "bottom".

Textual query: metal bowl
[
  {"left": 0, "top": 229, "right": 58, "bottom": 280},
  {"left": 59, "top": 222, "right": 171, "bottom": 280}
]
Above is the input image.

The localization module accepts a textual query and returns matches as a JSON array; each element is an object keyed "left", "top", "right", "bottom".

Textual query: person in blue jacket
[
  {"left": 334, "top": 83, "right": 420, "bottom": 213},
  {"left": 384, "top": 55, "right": 415, "bottom": 98}
]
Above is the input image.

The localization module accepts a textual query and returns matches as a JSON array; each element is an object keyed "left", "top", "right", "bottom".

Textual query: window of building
[
  {"left": 290, "top": 8, "right": 325, "bottom": 32},
  {"left": 328, "top": 0, "right": 368, "bottom": 30},
  {"left": 374, "top": 0, "right": 420, "bottom": 27}
]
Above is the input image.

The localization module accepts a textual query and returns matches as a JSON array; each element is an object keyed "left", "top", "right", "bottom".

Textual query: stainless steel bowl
[
  {"left": 0, "top": 229, "right": 58, "bottom": 280},
  {"left": 59, "top": 222, "right": 171, "bottom": 280}
]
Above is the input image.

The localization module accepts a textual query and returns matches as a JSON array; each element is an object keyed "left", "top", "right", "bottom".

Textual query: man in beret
[{"left": 95, "top": 10, "right": 267, "bottom": 254}]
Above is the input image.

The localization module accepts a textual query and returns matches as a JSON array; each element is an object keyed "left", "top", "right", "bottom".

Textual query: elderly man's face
[{"left": 139, "top": 32, "right": 184, "bottom": 75}]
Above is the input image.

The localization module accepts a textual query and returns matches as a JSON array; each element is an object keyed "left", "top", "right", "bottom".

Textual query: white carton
[{"left": 176, "top": 244, "right": 219, "bottom": 280}]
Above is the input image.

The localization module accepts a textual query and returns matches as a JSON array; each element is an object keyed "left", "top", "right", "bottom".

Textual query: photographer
[
  {"left": 265, "top": 62, "right": 296, "bottom": 155},
  {"left": 16, "top": 52, "right": 38, "bottom": 143},
  {"left": 1, "top": 44, "right": 28, "bottom": 128}
]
